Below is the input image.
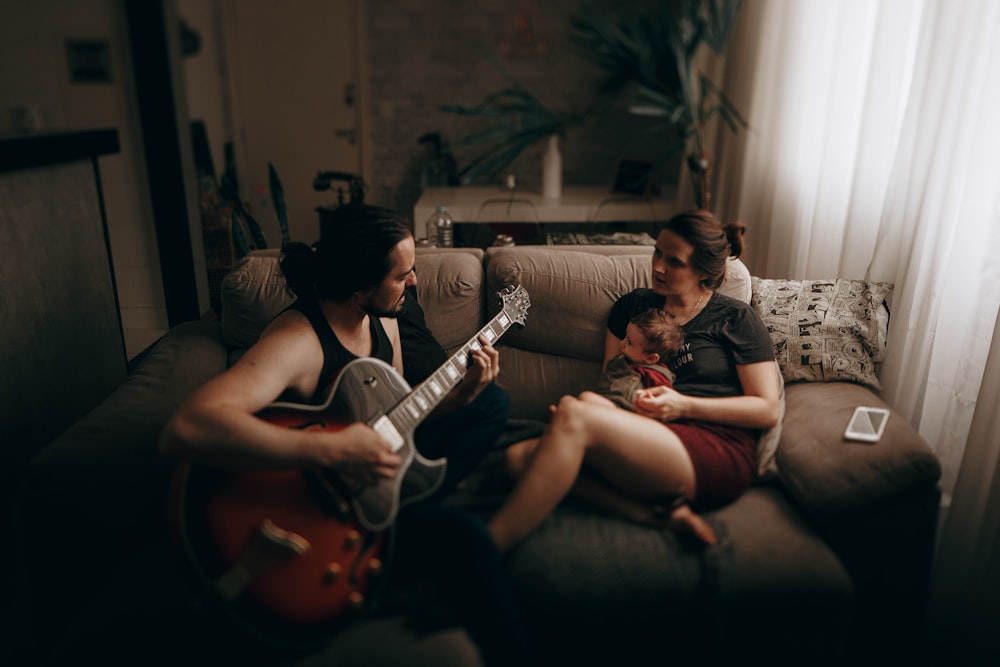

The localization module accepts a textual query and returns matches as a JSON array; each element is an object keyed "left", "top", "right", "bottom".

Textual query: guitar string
[
  {"left": 387, "top": 288, "right": 526, "bottom": 432},
  {"left": 390, "top": 317, "right": 509, "bottom": 432}
]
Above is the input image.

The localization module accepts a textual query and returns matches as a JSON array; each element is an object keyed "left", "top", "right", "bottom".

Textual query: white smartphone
[{"left": 844, "top": 406, "right": 890, "bottom": 443}]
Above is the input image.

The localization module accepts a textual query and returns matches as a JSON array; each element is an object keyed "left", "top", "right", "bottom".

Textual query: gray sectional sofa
[{"left": 14, "top": 245, "right": 942, "bottom": 666}]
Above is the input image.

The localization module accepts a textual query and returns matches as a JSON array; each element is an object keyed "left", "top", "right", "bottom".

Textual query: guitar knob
[
  {"left": 323, "top": 562, "right": 342, "bottom": 585},
  {"left": 348, "top": 591, "right": 364, "bottom": 608},
  {"left": 344, "top": 530, "right": 361, "bottom": 549},
  {"left": 367, "top": 558, "right": 383, "bottom": 576}
]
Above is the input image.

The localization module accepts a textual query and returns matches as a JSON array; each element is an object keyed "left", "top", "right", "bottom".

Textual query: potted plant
[
  {"left": 439, "top": 49, "right": 588, "bottom": 190},
  {"left": 218, "top": 161, "right": 291, "bottom": 257},
  {"left": 569, "top": 0, "right": 746, "bottom": 209}
]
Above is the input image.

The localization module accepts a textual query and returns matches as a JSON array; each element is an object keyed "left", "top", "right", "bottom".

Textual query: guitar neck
[{"left": 389, "top": 308, "right": 516, "bottom": 432}]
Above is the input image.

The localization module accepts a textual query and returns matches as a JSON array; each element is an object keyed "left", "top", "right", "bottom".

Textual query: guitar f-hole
[{"left": 302, "top": 469, "right": 351, "bottom": 521}]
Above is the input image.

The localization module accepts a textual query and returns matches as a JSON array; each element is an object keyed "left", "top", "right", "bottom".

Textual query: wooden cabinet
[{"left": 0, "top": 128, "right": 124, "bottom": 474}]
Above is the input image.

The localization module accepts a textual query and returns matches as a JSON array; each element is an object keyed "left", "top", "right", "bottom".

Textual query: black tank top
[{"left": 286, "top": 299, "right": 394, "bottom": 404}]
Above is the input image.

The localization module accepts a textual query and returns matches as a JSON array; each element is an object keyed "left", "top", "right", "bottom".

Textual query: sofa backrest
[
  {"left": 483, "top": 246, "right": 753, "bottom": 421},
  {"left": 483, "top": 247, "right": 644, "bottom": 420},
  {"left": 218, "top": 245, "right": 752, "bottom": 422},
  {"left": 219, "top": 248, "right": 485, "bottom": 355}
]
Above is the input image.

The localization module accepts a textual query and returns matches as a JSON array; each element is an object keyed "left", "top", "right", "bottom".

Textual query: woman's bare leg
[
  {"left": 501, "top": 431, "right": 716, "bottom": 546},
  {"left": 487, "top": 395, "right": 699, "bottom": 552},
  {"left": 577, "top": 390, "right": 617, "bottom": 408},
  {"left": 502, "top": 437, "right": 539, "bottom": 478}
]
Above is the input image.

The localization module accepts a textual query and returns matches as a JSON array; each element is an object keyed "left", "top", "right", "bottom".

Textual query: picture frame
[
  {"left": 66, "top": 40, "right": 113, "bottom": 84},
  {"left": 611, "top": 159, "right": 654, "bottom": 196}
]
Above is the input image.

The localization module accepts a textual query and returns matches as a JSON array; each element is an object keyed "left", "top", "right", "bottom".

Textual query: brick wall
[{"left": 365, "top": 0, "right": 681, "bottom": 221}]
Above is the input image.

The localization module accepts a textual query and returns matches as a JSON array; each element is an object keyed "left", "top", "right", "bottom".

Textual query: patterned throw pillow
[{"left": 750, "top": 278, "right": 894, "bottom": 391}]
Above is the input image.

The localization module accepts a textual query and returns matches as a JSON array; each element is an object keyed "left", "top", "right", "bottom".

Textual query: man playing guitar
[{"left": 160, "top": 203, "right": 524, "bottom": 666}]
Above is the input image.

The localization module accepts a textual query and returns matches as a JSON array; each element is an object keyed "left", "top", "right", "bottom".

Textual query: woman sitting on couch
[{"left": 487, "top": 210, "right": 782, "bottom": 551}]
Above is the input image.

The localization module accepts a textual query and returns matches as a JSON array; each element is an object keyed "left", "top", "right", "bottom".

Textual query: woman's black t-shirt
[{"left": 608, "top": 289, "right": 774, "bottom": 398}]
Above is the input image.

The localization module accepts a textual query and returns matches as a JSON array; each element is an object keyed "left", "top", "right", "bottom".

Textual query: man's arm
[
  {"left": 397, "top": 285, "right": 448, "bottom": 385},
  {"left": 159, "top": 312, "right": 401, "bottom": 478}
]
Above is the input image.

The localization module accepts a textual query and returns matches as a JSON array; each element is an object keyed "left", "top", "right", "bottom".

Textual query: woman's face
[{"left": 651, "top": 229, "right": 705, "bottom": 297}]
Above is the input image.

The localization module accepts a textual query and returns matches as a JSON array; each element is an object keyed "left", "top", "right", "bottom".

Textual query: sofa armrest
[
  {"left": 14, "top": 320, "right": 228, "bottom": 636},
  {"left": 775, "top": 382, "right": 942, "bottom": 522}
]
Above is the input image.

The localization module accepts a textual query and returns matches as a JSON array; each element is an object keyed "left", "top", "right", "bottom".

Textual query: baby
[
  {"left": 586, "top": 307, "right": 684, "bottom": 411},
  {"left": 568, "top": 308, "right": 712, "bottom": 541}
]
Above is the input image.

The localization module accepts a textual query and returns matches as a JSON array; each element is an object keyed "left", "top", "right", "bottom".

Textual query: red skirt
[{"left": 666, "top": 419, "right": 759, "bottom": 510}]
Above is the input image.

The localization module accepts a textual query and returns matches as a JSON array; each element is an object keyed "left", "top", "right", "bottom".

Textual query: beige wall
[
  {"left": 178, "top": 0, "right": 229, "bottom": 179},
  {"left": 0, "top": 0, "right": 167, "bottom": 359},
  {"left": 1, "top": 0, "right": 688, "bottom": 362}
]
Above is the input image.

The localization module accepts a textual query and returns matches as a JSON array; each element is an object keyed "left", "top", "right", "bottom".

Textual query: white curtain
[
  {"left": 713, "top": 0, "right": 1000, "bottom": 643},
  {"left": 715, "top": 0, "right": 1000, "bottom": 504}
]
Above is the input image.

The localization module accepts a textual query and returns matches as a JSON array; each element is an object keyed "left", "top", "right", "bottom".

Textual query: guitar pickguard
[{"left": 329, "top": 358, "right": 448, "bottom": 531}]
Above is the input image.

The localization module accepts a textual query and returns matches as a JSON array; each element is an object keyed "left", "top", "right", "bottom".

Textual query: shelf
[{"left": 413, "top": 185, "right": 677, "bottom": 242}]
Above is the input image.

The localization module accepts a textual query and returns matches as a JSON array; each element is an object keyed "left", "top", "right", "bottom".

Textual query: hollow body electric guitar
[{"left": 170, "top": 285, "right": 530, "bottom": 642}]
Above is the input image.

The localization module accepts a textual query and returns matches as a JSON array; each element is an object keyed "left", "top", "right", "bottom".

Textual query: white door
[{"left": 222, "top": 0, "right": 365, "bottom": 246}]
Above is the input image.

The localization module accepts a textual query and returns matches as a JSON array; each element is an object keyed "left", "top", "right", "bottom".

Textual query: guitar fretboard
[{"left": 388, "top": 308, "right": 516, "bottom": 434}]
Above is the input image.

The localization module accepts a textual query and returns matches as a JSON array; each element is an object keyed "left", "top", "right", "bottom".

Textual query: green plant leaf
[
  {"left": 230, "top": 209, "right": 250, "bottom": 258},
  {"left": 458, "top": 127, "right": 554, "bottom": 184},
  {"left": 701, "top": 0, "right": 743, "bottom": 53},
  {"left": 439, "top": 41, "right": 585, "bottom": 183},
  {"left": 569, "top": 0, "right": 744, "bottom": 208},
  {"left": 269, "top": 162, "right": 290, "bottom": 248},
  {"left": 244, "top": 209, "right": 268, "bottom": 250},
  {"left": 700, "top": 75, "right": 749, "bottom": 128}
]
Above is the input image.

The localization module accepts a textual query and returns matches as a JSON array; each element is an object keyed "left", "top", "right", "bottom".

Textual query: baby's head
[{"left": 620, "top": 308, "right": 684, "bottom": 364}]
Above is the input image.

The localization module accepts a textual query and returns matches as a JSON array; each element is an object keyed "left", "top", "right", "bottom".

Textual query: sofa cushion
[
  {"left": 219, "top": 248, "right": 485, "bottom": 353},
  {"left": 220, "top": 250, "right": 290, "bottom": 349},
  {"left": 486, "top": 480, "right": 852, "bottom": 662},
  {"left": 750, "top": 278, "right": 893, "bottom": 390},
  {"left": 717, "top": 257, "right": 784, "bottom": 478},
  {"left": 407, "top": 248, "right": 484, "bottom": 353},
  {"left": 720, "top": 255, "right": 753, "bottom": 302},
  {"left": 485, "top": 246, "right": 651, "bottom": 362},
  {"left": 16, "top": 320, "right": 229, "bottom": 637},
  {"left": 755, "top": 360, "right": 785, "bottom": 479},
  {"left": 775, "top": 382, "right": 941, "bottom": 521}
]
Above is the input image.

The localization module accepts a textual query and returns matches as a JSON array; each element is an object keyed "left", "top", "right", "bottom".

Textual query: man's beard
[{"left": 362, "top": 294, "right": 405, "bottom": 319}]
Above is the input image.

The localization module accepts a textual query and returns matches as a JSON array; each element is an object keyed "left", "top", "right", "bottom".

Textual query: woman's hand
[
  {"left": 632, "top": 385, "right": 689, "bottom": 422},
  {"left": 319, "top": 422, "right": 402, "bottom": 487}
]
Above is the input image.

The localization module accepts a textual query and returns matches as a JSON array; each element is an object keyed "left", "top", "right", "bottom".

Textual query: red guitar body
[
  {"left": 169, "top": 359, "right": 431, "bottom": 641},
  {"left": 172, "top": 462, "right": 386, "bottom": 628}
]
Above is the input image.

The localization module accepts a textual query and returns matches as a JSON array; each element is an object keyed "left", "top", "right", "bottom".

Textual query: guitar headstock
[{"left": 498, "top": 284, "right": 530, "bottom": 326}]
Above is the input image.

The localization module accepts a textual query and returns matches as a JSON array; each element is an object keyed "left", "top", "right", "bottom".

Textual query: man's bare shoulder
[
  {"left": 262, "top": 307, "right": 310, "bottom": 334},
  {"left": 242, "top": 309, "right": 322, "bottom": 366}
]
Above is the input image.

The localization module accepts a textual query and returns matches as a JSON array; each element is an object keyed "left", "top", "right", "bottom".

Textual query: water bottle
[{"left": 428, "top": 204, "right": 454, "bottom": 247}]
